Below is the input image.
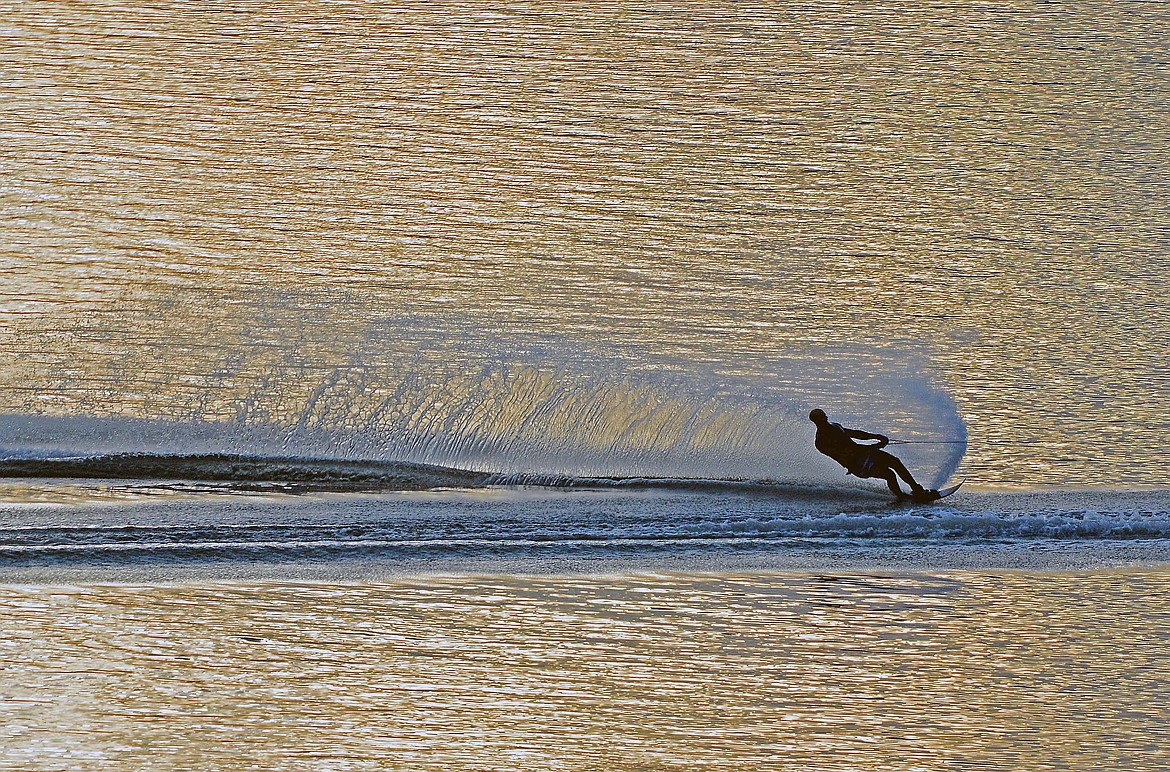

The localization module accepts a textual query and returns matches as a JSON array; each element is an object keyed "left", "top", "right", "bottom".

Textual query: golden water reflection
[
  {"left": 1, "top": 571, "right": 1167, "bottom": 769},
  {"left": 2, "top": 2, "right": 1169, "bottom": 485}
]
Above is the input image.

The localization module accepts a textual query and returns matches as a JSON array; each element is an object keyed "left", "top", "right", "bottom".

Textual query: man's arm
[{"left": 844, "top": 427, "right": 889, "bottom": 447}]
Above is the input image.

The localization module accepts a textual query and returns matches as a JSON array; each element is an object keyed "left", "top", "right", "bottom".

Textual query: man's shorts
[{"left": 848, "top": 449, "right": 883, "bottom": 478}]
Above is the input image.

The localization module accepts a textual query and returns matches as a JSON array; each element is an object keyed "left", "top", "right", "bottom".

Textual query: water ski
[{"left": 908, "top": 480, "right": 964, "bottom": 503}]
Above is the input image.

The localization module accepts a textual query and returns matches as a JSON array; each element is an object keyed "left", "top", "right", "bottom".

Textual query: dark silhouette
[{"left": 808, "top": 409, "right": 938, "bottom": 501}]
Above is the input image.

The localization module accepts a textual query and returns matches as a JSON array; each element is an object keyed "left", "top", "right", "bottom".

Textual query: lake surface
[
  {"left": 2, "top": 0, "right": 1167, "bottom": 486},
  {"left": 2, "top": 2, "right": 1169, "bottom": 769},
  {"left": 1, "top": 486, "right": 1168, "bottom": 770},
  {"left": 3, "top": 568, "right": 1169, "bottom": 771}
]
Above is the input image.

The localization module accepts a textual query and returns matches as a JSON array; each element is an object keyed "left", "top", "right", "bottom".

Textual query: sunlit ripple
[
  {"left": 2, "top": 5, "right": 1167, "bottom": 769},
  {"left": 1, "top": 571, "right": 1167, "bottom": 769},
  {"left": 1, "top": 1, "right": 1167, "bottom": 486}
]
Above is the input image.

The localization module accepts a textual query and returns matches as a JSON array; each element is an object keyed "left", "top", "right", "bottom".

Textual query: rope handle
[{"left": 887, "top": 439, "right": 966, "bottom": 445}]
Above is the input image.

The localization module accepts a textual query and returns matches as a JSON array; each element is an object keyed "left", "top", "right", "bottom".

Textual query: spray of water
[{"left": 1, "top": 297, "right": 966, "bottom": 487}]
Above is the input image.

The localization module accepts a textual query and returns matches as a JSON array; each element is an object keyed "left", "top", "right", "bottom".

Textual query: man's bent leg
[
  {"left": 877, "top": 469, "right": 907, "bottom": 498},
  {"left": 879, "top": 453, "right": 928, "bottom": 495}
]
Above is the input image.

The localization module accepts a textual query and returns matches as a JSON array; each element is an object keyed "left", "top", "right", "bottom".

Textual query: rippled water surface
[
  {"left": 2, "top": 571, "right": 1168, "bottom": 770},
  {"left": 2, "top": 1, "right": 1168, "bottom": 485},
  {"left": 2, "top": 5, "right": 1169, "bottom": 769}
]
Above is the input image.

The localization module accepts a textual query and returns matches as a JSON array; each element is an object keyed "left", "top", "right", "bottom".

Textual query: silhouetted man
[{"left": 809, "top": 408, "right": 938, "bottom": 501}]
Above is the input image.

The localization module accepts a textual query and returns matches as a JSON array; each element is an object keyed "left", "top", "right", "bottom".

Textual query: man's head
[{"left": 808, "top": 408, "right": 827, "bottom": 424}]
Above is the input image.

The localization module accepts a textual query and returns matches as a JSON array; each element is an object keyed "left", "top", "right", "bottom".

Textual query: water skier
[{"left": 808, "top": 408, "right": 939, "bottom": 501}]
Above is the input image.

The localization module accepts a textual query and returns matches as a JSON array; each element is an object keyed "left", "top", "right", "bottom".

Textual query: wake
[{"left": 0, "top": 451, "right": 881, "bottom": 501}]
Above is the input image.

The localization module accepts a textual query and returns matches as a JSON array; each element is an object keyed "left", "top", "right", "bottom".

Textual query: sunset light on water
[{"left": 2, "top": 1, "right": 1168, "bottom": 768}]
